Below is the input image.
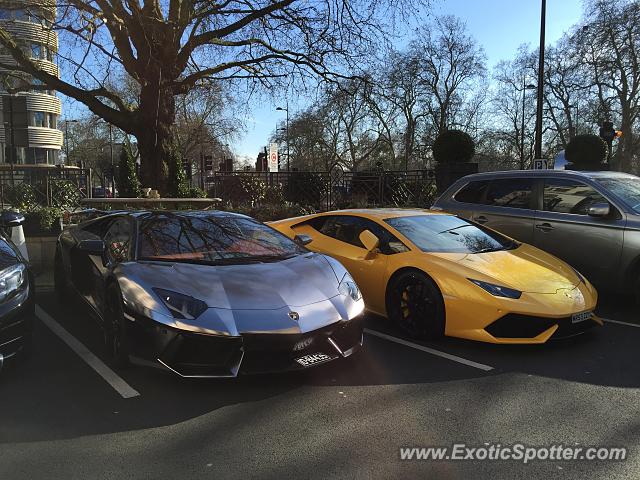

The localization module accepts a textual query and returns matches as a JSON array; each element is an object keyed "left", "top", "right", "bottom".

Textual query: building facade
[{"left": 0, "top": 1, "right": 62, "bottom": 165}]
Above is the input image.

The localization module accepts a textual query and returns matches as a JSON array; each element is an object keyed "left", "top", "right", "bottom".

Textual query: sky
[
  {"left": 235, "top": 0, "right": 585, "bottom": 161},
  {"left": 60, "top": 0, "right": 586, "bottom": 162}
]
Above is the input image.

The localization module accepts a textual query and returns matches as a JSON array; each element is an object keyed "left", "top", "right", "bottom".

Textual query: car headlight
[
  {"left": 468, "top": 279, "right": 522, "bottom": 299},
  {"left": 338, "top": 273, "right": 362, "bottom": 302},
  {"left": 152, "top": 288, "right": 208, "bottom": 320},
  {"left": 0, "top": 263, "right": 27, "bottom": 303}
]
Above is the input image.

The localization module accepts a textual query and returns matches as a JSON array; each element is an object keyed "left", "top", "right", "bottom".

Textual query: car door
[
  {"left": 532, "top": 177, "right": 625, "bottom": 286},
  {"left": 69, "top": 217, "right": 114, "bottom": 307},
  {"left": 470, "top": 177, "right": 537, "bottom": 243},
  {"left": 292, "top": 215, "right": 400, "bottom": 313},
  {"left": 95, "top": 217, "right": 134, "bottom": 313}
]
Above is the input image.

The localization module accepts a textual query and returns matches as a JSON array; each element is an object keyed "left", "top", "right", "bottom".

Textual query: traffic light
[
  {"left": 599, "top": 121, "right": 616, "bottom": 142},
  {"left": 204, "top": 155, "right": 213, "bottom": 171},
  {"left": 615, "top": 130, "right": 623, "bottom": 138}
]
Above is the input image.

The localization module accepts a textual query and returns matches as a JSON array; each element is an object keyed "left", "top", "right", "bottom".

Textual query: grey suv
[{"left": 432, "top": 170, "right": 640, "bottom": 299}]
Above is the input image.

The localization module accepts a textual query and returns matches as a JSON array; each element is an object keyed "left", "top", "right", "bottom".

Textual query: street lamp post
[
  {"left": 534, "top": 0, "right": 547, "bottom": 161},
  {"left": 276, "top": 106, "right": 290, "bottom": 171},
  {"left": 521, "top": 82, "right": 537, "bottom": 169}
]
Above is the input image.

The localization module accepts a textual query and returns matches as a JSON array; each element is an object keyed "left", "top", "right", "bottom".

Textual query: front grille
[
  {"left": 485, "top": 314, "right": 559, "bottom": 339},
  {"left": 158, "top": 332, "right": 243, "bottom": 377},
  {"left": 485, "top": 313, "right": 597, "bottom": 339}
]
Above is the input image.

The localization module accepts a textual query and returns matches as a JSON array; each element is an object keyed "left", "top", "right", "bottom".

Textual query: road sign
[
  {"left": 269, "top": 143, "right": 279, "bottom": 172},
  {"left": 532, "top": 158, "right": 553, "bottom": 170}
]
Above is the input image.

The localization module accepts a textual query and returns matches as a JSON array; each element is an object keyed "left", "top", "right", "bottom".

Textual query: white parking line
[
  {"left": 35, "top": 305, "right": 140, "bottom": 399},
  {"left": 364, "top": 328, "right": 494, "bottom": 371},
  {"left": 601, "top": 317, "right": 640, "bottom": 328}
]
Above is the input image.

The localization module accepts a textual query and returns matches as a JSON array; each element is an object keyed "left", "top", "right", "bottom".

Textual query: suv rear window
[{"left": 454, "top": 181, "right": 489, "bottom": 204}]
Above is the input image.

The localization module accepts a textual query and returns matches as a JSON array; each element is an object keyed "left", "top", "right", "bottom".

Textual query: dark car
[
  {"left": 54, "top": 210, "right": 364, "bottom": 377},
  {"left": 432, "top": 170, "right": 640, "bottom": 300},
  {"left": 0, "top": 211, "right": 36, "bottom": 371}
]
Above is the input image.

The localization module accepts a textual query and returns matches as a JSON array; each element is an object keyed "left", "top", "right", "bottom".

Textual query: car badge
[{"left": 288, "top": 311, "right": 300, "bottom": 321}]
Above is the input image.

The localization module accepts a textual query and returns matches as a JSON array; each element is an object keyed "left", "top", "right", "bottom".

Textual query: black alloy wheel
[{"left": 387, "top": 271, "right": 445, "bottom": 339}]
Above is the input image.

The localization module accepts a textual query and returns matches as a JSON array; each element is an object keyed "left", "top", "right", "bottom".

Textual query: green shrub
[
  {"left": 117, "top": 145, "right": 141, "bottom": 198},
  {"left": 432, "top": 129, "right": 475, "bottom": 164},
  {"left": 565, "top": 134, "right": 608, "bottom": 169},
  {"left": 283, "top": 172, "right": 327, "bottom": 207},
  {"left": 187, "top": 186, "right": 207, "bottom": 198},
  {"left": 166, "top": 142, "right": 190, "bottom": 198},
  {"left": 222, "top": 175, "right": 268, "bottom": 206},
  {"left": 225, "top": 203, "right": 316, "bottom": 222},
  {"left": 3, "top": 183, "right": 39, "bottom": 212},
  {"left": 24, "top": 206, "right": 63, "bottom": 233}
]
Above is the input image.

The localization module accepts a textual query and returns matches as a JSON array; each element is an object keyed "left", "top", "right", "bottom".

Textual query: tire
[
  {"left": 104, "top": 283, "right": 131, "bottom": 369},
  {"left": 386, "top": 270, "right": 445, "bottom": 339},
  {"left": 54, "top": 247, "right": 69, "bottom": 302}
]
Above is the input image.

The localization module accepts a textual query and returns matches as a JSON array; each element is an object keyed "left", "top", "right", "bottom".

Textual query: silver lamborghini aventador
[{"left": 54, "top": 210, "right": 364, "bottom": 377}]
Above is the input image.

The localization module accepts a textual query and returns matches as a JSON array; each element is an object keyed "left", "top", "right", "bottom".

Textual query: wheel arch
[{"left": 384, "top": 266, "right": 444, "bottom": 314}]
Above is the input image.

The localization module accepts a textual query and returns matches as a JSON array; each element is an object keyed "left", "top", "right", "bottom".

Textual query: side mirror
[
  {"left": 359, "top": 230, "right": 380, "bottom": 257},
  {"left": 588, "top": 202, "right": 610, "bottom": 218},
  {"left": 77, "top": 239, "right": 106, "bottom": 256},
  {"left": 294, "top": 234, "right": 313, "bottom": 246},
  {"left": 0, "top": 210, "right": 25, "bottom": 228}
]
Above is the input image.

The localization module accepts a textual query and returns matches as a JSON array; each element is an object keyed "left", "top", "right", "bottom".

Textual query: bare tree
[
  {"left": 581, "top": 0, "right": 640, "bottom": 171},
  {"left": 0, "top": 0, "right": 423, "bottom": 191}
]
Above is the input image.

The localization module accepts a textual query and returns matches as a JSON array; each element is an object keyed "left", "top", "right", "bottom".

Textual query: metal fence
[
  {"left": 0, "top": 165, "right": 91, "bottom": 210},
  {"left": 206, "top": 169, "right": 437, "bottom": 211}
]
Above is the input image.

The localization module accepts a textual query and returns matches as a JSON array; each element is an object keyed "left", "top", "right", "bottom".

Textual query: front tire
[
  {"left": 105, "top": 283, "right": 131, "bottom": 369},
  {"left": 386, "top": 271, "right": 445, "bottom": 339}
]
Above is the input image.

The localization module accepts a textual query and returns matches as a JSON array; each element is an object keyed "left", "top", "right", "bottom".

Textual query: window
[
  {"left": 485, "top": 178, "right": 534, "bottom": 209},
  {"left": 48, "top": 113, "right": 57, "bottom": 129},
  {"left": 76, "top": 217, "right": 114, "bottom": 242},
  {"left": 385, "top": 215, "right": 516, "bottom": 254},
  {"left": 137, "top": 214, "right": 305, "bottom": 264},
  {"left": 454, "top": 180, "right": 489, "bottom": 204},
  {"left": 543, "top": 179, "right": 607, "bottom": 215},
  {"left": 31, "top": 43, "right": 43, "bottom": 59},
  {"left": 313, "top": 215, "right": 407, "bottom": 254},
  {"left": 596, "top": 177, "right": 640, "bottom": 214},
  {"left": 104, "top": 218, "right": 132, "bottom": 264},
  {"left": 31, "top": 111, "right": 46, "bottom": 127}
]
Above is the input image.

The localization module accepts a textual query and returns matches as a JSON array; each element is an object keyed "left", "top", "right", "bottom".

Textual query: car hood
[
  {"left": 128, "top": 253, "right": 341, "bottom": 310},
  {"left": 431, "top": 244, "right": 581, "bottom": 294}
]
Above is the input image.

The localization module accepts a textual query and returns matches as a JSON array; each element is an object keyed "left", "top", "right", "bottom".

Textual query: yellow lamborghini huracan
[{"left": 270, "top": 209, "right": 602, "bottom": 344}]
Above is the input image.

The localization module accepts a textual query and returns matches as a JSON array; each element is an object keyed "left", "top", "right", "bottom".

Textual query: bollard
[{"left": 10, "top": 223, "right": 28, "bottom": 261}]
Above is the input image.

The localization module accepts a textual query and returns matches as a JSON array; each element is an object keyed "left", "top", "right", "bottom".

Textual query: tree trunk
[{"left": 135, "top": 83, "right": 177, "bottom": 194}]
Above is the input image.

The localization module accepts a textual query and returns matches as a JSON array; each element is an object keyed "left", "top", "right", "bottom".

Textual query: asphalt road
[{"left": 1, "top": 290, "right": 639, "bottom": 479}]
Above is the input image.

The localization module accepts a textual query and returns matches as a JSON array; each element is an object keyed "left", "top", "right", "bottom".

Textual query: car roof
[
  {"left": 316, "top": 208, "right": 447, "bottom": 219},
  {"left": 81, "top": 209, "right": 250, "bottom": 225},
  {"left": 460, "top": 169, "right": 638, "bottom": 181}
]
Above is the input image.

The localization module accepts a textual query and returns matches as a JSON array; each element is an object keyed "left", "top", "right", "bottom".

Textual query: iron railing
[
  {"left": 0, "top": 164, "right": 91, "bottom": 210},
  {"left": 206, "top": 169, "right": 437, "bottom": 211}
]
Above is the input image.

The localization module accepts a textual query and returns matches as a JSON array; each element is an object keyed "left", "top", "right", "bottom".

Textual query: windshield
[
  {"left": 385, "top": 215, "right": 517, "bottom": 254},
  {"left": 137, "top": 213, "right": 305, "bottom": 264},
  {"left": 596, "top": 176, "right": 640, "bottom": 214}
]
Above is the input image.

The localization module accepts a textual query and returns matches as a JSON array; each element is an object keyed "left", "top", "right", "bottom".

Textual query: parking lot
[{"left": 1, "top": 288, "right": 639, "bottom": 479}]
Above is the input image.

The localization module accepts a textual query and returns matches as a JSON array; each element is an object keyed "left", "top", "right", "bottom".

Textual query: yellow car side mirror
[{"left": 359, "top": 230, "right": 380, "bottom": 258}]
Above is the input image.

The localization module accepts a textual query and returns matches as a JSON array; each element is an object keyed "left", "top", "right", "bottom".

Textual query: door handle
[
  {"left": 535, "top": 222, "right": 554, "bottom": 232},
  {"left": 475, "top": 215, "right": 488, "bottom": 224}
]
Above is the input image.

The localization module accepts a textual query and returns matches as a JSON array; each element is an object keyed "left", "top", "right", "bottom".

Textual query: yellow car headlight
[{"left": 468, "top": 279, "right": 522, "bottom": 299}]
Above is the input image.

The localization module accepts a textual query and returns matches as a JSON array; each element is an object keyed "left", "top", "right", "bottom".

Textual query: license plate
[
  {"left": 572, "top": 311, "right": 592, "bottom": 324},
  {"left": 295, "top": 353, "right": 332, "bottom": 367}
]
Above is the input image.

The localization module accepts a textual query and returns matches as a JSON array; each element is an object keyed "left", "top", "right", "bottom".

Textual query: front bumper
[
  {"left": 129, "top": 313, "right": 364, "bottom": 378},
  {"left": 0, "top": 284, "right": 35, "bottom": 368}
]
